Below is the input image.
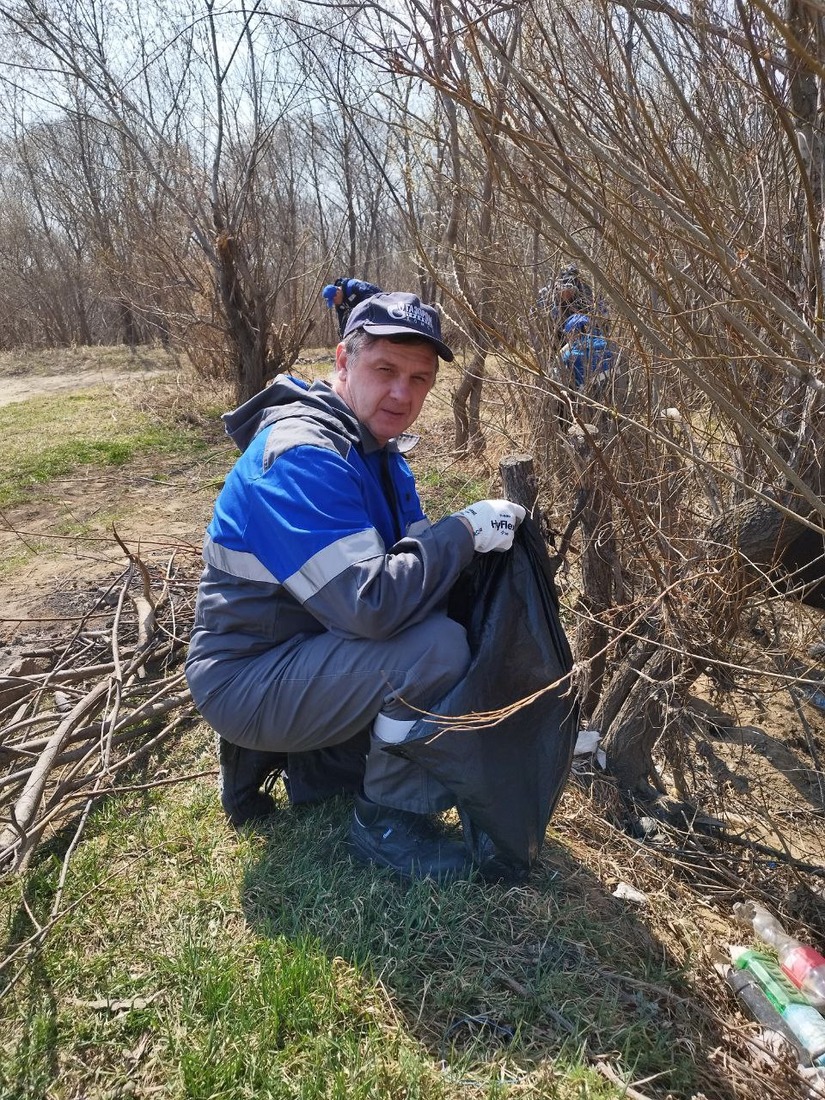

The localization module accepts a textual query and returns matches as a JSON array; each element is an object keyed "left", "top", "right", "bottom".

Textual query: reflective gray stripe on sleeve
[
  {"left": 407, "top": 518, "right": 431, "bottom": 536},
  {"left": 284, "top": 529, "right": 385, "bottom": 603},
  {"left": 202, "top": 533, "right": 280, "bottom": 584}
]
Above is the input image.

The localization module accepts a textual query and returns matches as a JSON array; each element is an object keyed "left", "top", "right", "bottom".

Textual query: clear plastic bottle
[
  {"left": 734, "top": 900, "right": 825, "bottom": 1009},
  {"left": 725, "top": 966, "right": 811, "bottom": 1061}
]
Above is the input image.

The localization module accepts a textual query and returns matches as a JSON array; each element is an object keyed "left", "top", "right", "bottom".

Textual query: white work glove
[{"left": 454, "top": 499, "right": 527, "bottom": 553}]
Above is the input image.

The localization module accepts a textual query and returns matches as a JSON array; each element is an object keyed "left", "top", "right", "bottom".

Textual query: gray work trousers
[{"left": 188, "top": 613, "right": 471, "bottom": 813}]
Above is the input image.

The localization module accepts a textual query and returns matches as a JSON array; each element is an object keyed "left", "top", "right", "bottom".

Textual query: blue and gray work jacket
[{"left": 187, "top": 376, "right": 474, "bottom": 676}]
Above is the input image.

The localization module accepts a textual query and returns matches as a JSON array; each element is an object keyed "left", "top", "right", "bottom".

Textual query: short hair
[{"left": 342, "top": 327, "right": 376, "bottom": 362}]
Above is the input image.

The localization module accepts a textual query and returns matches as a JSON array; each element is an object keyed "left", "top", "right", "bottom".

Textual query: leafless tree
[
  {"left": 361, "top": 0, "right": 825, "bottom": 795},
  {"left": 0, "top": 0, "right": 326, "bottom": 400}
]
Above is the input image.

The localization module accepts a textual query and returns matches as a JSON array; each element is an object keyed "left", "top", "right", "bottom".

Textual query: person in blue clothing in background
[
  {"left": 559, "top": 313, "right": 614, "bottom": 390},
  {"left": 322, "top": 277, "right": 382, "bottom": 337},
  {"left": 186, "top": 291, "right": 525, "bottom": 880}
]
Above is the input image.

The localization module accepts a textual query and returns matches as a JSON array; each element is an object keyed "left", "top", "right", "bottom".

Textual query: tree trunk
[
  {"left": 453, "top": 350, "right": 485, "bottom": 454},
  {"left": 575, "top": 495, "right": 615, "bottom": 718},
  {"left": 602, "top": 648, "right": 681, "bottom": 795},
  {"left": 707, "top": 497, "right": 809, "bottom": 566},
  {"left": 566, "top": 424, "right": 621, "bottom": 719},
  {"left": 120, "top": 300, "right": 139, "bottom": 347},
  {"left": 73, "top": 287, "right": 92, "bottom": 346},
  {"left": 499, "top": 454, "right": 541, "bottom": 522},
  {"left": 215, "top": 230, "right": 267, "bottom": 405}
]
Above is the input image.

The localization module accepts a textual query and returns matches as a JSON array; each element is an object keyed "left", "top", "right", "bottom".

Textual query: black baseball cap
[{"left": 343, "top": 291, "right": 454, "bottom": 361}]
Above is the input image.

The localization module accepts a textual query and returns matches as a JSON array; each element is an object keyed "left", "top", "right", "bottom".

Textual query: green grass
[
  {"left": 415, "top": 468, "right": 490, "bottom": 518},
  {"left": 0, "top": 727, "right": 713, "bottom": 1099},
  {"left": 0, "top": 391, "right": 213, "bottom": 508}
]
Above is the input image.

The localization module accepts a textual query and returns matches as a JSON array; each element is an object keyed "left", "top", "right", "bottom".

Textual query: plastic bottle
[
  {"left": 734, "top": 900, "right": 825, "bottom": 1009},
  {"left": 724, "top": 967, "right": 812, "bottom": 1062},
  {"left": 731, "top": 947, "right": 825, "bottom": 1066}
]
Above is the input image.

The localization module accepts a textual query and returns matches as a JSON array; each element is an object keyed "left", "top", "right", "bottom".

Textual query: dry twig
[{"left": 0, "top": 536, "right": 197, "bottom": 873}]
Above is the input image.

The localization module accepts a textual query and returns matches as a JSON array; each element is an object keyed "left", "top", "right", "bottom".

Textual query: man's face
[
  {"left": 333, "top": 287, "right": 345, "bottom": 306},
  {"left": 333, "top": 337, "right": 438, "bottom": 446}
]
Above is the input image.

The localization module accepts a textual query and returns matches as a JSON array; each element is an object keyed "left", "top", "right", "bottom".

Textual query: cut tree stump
[{"left": 499, "top": 453, "right": 542, "bottom": 526}]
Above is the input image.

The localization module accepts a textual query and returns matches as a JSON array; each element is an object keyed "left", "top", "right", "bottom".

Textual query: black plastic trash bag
[{"left": 387, "top": 518, "right": 579, "bottom": 880}]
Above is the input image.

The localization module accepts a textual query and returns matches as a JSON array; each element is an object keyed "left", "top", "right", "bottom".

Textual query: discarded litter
[
  {"left": 804, "top": 688, "right": 825, "bottom": 712},
  {"left": 574, "top": 729, "right": 600, "bottom": 754},
  {"left": 612, "top": 882, "right": 648, "bottom": 905},
  {"left": 734, "top": 900, "right": 825, "bottom": 1008},
  {"left": 729, "top": 946, "right": 825, "bottom": 1066},
  {"left": 572, "top": 729, "right": 607, "bottom": 770},
  {"left": 443, "top": 1013, "right": 515, "bottom": 1044}
]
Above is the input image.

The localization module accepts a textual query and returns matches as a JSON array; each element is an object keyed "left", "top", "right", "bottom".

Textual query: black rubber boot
[
  {"left": 286, "top": 728, "right": 369, "bottom": 805},
  {"left": 349, "top": 795, "right": 471, "bottom": 880},
  {"left": 217, "top": 736, "right": 288, "bottom": 828}
]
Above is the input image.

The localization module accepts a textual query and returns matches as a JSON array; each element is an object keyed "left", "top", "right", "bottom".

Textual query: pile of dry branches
[{"left": 0, "top": 534, "right": 201, "bottom": 875}]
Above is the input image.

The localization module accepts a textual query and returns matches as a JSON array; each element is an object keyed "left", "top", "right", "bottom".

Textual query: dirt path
[
  {"left": 0, "top": 365, "right": 171, "bottom": 407},
  {"left": 0, "top": 355, "right": 215, "bottom": 635}
]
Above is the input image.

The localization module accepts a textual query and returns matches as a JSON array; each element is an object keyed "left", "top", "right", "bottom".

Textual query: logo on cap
[{"left": 387, "top": 302, "right": 436, "bottom": 333}]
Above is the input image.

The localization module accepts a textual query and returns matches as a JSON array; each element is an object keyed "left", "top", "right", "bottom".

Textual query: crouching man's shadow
[{"left": 237, "top": 791, "right": 753, "bottom": 1100}]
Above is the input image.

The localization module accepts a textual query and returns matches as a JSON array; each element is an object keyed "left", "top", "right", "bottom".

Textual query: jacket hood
[{"left": 222, "top": 376, "right": 365, "bottom": 452}]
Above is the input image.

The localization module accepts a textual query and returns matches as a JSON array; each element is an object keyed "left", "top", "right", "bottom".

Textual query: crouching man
[{"left": 185, "top": 292, "right": 525, "bottom": 879}]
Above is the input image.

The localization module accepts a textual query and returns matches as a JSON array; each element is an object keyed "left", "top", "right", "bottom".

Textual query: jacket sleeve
[{"left": 239, "top": 445, "right": 475, "bottom": 640}]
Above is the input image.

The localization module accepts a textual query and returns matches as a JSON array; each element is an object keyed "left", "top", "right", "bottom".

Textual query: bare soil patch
[
  {"left": 0, "top": 364, "right": 170, "bottom": 408},
  {"left": 0, "top": 353, "right": 222, "bottom": 639},
  {"left": 0, "top": 463, "right": 212, "bottom": 628},
  {"left": 0, "top": 344, "right": 181, "bottom": 407}
]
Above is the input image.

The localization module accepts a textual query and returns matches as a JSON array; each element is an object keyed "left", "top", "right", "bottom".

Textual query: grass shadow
[{"left": 239, "top": 791, "right": 746, "bottom": 1100}]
